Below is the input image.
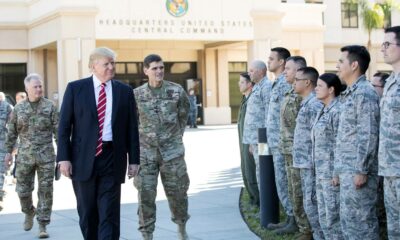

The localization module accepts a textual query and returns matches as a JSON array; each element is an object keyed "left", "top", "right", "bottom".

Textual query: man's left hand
[
  {"left": 128, "top": 164, "right": 139, "bottom": 178},
  {"left": 353, "top": 174, "right": 368, "bottom": 189}
]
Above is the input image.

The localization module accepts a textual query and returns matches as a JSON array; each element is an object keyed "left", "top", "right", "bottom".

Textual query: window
[
  {"left": 0, "top": 63, "right": 26, "bottom": 104},
  {"left": 341, "top": 1, "right": 358, "bottom": 28}
]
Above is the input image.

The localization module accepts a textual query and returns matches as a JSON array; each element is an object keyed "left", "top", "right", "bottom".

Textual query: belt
[{"left": 102, "top": 141, "right": 113, "bottom": 148}]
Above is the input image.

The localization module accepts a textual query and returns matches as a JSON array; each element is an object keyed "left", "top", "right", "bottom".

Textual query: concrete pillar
[
  {"left": 57, "top": 38, "right": 95, "bottom": 108},
  {"left": 203, "top": 48, "right": 231, "bottom": 125},
  {"left": 247, "top": 0, "right": 284, "bottom": 65}
]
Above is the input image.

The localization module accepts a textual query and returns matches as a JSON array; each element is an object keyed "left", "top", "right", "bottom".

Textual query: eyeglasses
[
  {"left": 295, "top": 77, "right": 309, "bottom": 81},
  {"left": 381, "top": 41, "right": 400, "bottom": 49},
  {"left": 372, "top": 84, "right": 384, "bottom": 88}
]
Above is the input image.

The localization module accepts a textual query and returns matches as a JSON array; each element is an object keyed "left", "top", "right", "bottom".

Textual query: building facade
[{"left": 0, "top": 0, "right": 398, "bottom": 124}]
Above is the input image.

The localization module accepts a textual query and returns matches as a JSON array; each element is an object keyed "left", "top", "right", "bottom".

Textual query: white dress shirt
[{"left": 93, "top": 75, "right": 113, "bottom": 141}]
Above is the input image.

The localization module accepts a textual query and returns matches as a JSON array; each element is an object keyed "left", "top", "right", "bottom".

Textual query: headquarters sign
[{"left": 95, "top": 0, "right": 253, "bottom": 41}]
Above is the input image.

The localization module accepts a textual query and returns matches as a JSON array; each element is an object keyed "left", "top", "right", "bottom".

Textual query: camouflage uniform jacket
[
  {"left": 238, "top": 93, "right": 251, "bottom": 141},
  {"left": 293, "top": 93, "right": 323, "bottom": 169},
  {"left": 0, "top": 101, "right": 12, "bottom": 141},
  {"left": 243, "top": 77, "right": 272, "bottom": 144},
  {"left": 311, "top": 98, "right": 340, "bottom": 179},
  {"left": 266, "top": 74, "right": 291, "bottom": 152},
  {"left": 134, "top": 80, "right": 190, "bottom": 161},
  {"left": 279, "top": 88, "right": 303, "bottom": 154},
  {"left": 335, "top": 75, "right": 380, "bottom": 175},
  {"left": 5, "top": 98, "right": 58, "bottom": 160},
  {"left": 379, "top": 72, "right": 400, "bottom": 176}
]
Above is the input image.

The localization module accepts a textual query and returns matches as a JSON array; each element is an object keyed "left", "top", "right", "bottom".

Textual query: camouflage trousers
[
  {"left": 16, "top": 153, "right": 55, "bottom": 225},
  {"left": 300, "top": 168, "right": 324, "bottom": 240},
  {"left": 271, "top": 149, "right": 293, "bottom": 217},
  {"left": 0, "top": 149, "right": 7, "bottom": 199},
  {"left": 383, "top": 176, "right": 400, "bottom": 240},
  {"left": 316, "top": 178, "right": 343, "bottom": 240},
  {"left": 377, "top": 177, "right": 387, "bottom": 240},
  {"left": 283, "top": 154, "right": 311, "bottom": 234},
  {"left": 240, "top": 143, "right": 259, "bottom": 206},
  {"left": 134, "top": 148, "right": 190, "bottom": 234},
  {"left": 339, "top": 174, "right": 379, "bottom": 240}
]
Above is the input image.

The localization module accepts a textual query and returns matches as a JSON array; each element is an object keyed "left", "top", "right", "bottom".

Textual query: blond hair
[{"left": 88, "top": 47, "right": 116, "bottom": 69}]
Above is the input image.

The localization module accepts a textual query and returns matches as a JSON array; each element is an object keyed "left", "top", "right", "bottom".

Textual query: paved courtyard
[{"left": 0, "top": 125, "right": 258, "bottom": 240}]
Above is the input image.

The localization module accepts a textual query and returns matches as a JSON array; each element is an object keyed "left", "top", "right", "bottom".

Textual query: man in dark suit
[{"left": 57, "top": 47, "right": 140, "bottom": 240}]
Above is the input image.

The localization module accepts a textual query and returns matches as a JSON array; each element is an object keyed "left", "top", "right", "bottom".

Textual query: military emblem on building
[{"left": 166, "top": 0, "right": 188, "bottom": 17}]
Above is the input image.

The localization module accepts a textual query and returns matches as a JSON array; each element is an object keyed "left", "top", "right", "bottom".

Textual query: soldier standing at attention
[
  {"left": 335, "top": 45, "right": 380, "bottom": 239},
  {"left": 0, "top": 92, "right": 12, "bottom": 211},
  {"left": 242, "top": 60, "right": 272, "bottom": 192},
  {"left": 276, "top": 56, "right": 311, "bottom": 238},
  {"left": 265, "top": 47, "right": 294, "bottom": 230},
  {"left": 134, "top": 54, "right": 190, "bottom": 240},
  {"left": 312, "top": 73, "right": 344, "bottom": 240},
  {"left": 292, "top": 67, "right": 324, "bottom": 240},
  {"left": 379, "top": 26, "right": 400, "bottom": 239},
  {"left": 237, "top": 72, "right": 259, "bottom": 207},
  {"left": 4, "top": 73, "right": 58, "bottom": 238}
]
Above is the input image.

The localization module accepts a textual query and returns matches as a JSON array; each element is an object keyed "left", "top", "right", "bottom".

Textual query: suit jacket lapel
[
  {"left": 86, "top": 77, "right": 98, "bottom": 119},
  {"left": 111, "top": 80, "right": 120, "bottom": 128}
]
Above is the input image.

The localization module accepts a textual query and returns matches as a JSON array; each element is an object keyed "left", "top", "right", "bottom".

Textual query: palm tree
[
  {"left": 377, "top": 0, "right": 400, "bottom": 28},
  {"left": 358, "top": 0, "right": 384, "bottom": 51}
]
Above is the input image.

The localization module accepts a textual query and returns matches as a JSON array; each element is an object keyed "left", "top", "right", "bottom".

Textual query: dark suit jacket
[{"left": 57, "top": 77, "right": 140, "bottom": 183}]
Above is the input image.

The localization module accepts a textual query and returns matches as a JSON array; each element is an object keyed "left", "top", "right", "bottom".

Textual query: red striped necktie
[{"left": 95, "top": 83, "right": 107, "bottom": 157}]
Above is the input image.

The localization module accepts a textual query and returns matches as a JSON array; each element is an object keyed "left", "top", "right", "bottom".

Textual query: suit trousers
[{"left": 72, "top": 144, "right": 121, "bottom": 240}]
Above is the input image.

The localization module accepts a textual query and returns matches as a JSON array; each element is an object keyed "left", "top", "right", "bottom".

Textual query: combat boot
[
  {"left": 38, "top": 224, "right": 49, "bottom": 239},
  {"left": 23, "top": 208, "right": 36, "bottom": 231},
  {"left": 141, "top": 232, "right": 153, "bottom": 240},
  {"left": 266, "top": 216, "right": 292, "bottom": 230},
  {"left": 178, "top": 224, "right": 189, "bottom": 240},
  {"left": 294, "top": 232, "right": 312, "bottom": 240},
  {"left": 272, "top": 216, "right": 298, "bottom": 235}
]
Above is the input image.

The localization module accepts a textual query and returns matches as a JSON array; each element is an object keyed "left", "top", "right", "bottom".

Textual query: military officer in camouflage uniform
[
  {"left": 264, "top": 48, "right": 294, "bottom": 230},
  {"left": 0, "top": 92, "right": 12, "bottom": 211},
  {"left": 292, "top": 67, "right": 324, "bottom": 240},
  {"left": 134, "top": 54, "right": 190, "bottom": 240},
  {"left": 4, "top": 73, "right": 58, "bottom": 239},
  {"left": 312, "top": 73, "right": 344, "bottom": 240},
  {"left": 277, "top": 56, "right": 312, "bottom": 238},
  {"left": 242, "top": 60, "right": 272, "bottom": 191},
  {"left": 379, "top": 26, "right": 400, "bottom": 240},
  {"left": 335, "top": 45, "right": 379, "bottom": 239},
  {"left": 237, "top": 72, "right": 259, "bottom": 207}
]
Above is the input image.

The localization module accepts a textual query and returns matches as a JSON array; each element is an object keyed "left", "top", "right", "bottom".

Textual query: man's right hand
[{"left": 58, "top": 161, "right": 73, "bottom": 178}]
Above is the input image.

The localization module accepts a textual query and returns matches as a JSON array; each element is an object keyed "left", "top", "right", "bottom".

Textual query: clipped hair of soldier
[
  {"left": 88, "top": 47, "right": 116, "bottom": 69},
  {"left": 24, "top": 73, "right": 43, "bottom": 88}
]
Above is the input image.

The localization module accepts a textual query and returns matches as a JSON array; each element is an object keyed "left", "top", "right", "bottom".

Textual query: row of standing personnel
[
  {"left": 237, "top": 26, "right": 400, "bottom": 240},
  {"left": 0, "top": 49, "right": 190, "bottom": 240}
]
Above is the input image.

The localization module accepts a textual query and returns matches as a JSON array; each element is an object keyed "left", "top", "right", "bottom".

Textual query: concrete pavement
[{"left": 0, "top": 125, "right": 258, "bottom": 240}]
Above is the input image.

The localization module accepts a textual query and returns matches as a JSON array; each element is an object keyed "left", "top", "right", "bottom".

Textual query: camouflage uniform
[
  {"left": 311, "top": 98, "right": 343, "bottom": 239},
  {"left": 238, "top": 93, "right": 259, "bottom": 206},
  {"left": 243, "top": 77, "right": 272, "bottom": 188},
  {"left": 266, "top": 74, "right": 293, "bottom": 216},
  {"left": 379, "top": 72, "right": 400, "bottom": 240},
  {"left": 335, "top": 75, "right": 379, "bottom": 239},
  {"left": 0, "top": 100, "right": 12, "bottom": 203},
  {"left": 280, "top": 88, "right": 311, "bottom": 234},
  {"left": 5, "top": 98, "right": 58, "bottom": 226},
  {"left": 133, "top": 81, "right": 190, "bottom": 235},
  {"left": 293, "top": 93, "right": 324, "bottom": 240}
]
